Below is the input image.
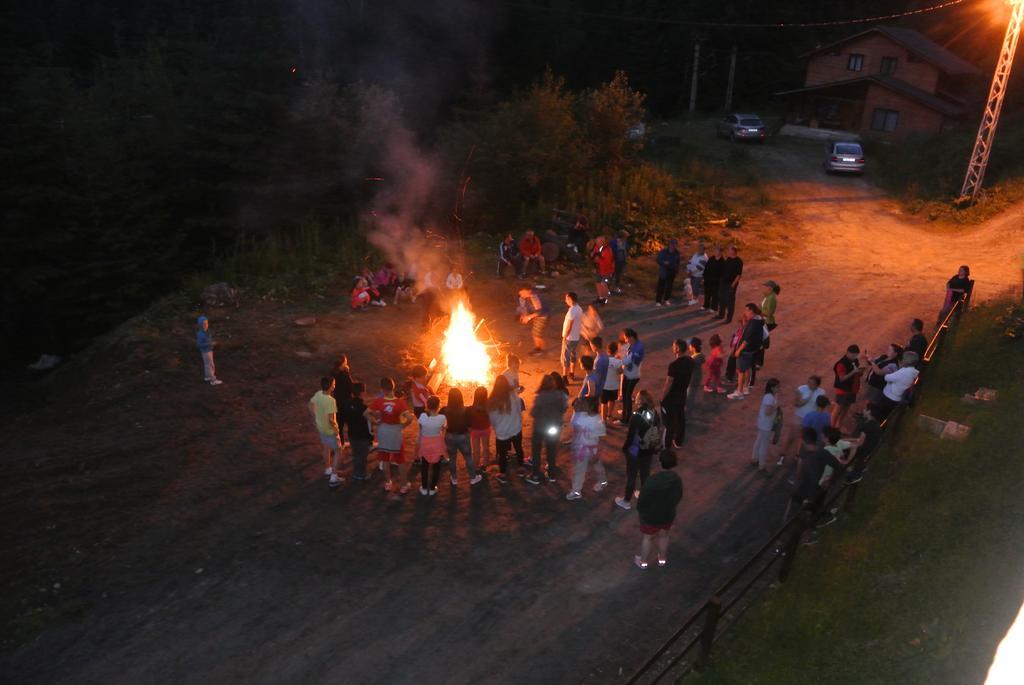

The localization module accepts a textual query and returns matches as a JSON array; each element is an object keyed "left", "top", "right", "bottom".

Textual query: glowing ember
[{"left": 441, "top": 299, "right": 492, "bottom": 386}]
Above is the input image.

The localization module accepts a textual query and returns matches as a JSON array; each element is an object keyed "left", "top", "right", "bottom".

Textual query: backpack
[{"left": 638, "top": 410, "right": 663, "bottom": 451}]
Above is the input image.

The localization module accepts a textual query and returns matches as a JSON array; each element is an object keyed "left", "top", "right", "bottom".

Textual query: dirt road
[{"left": 1, "top": 137, "right": 1021, "bottom": 684}]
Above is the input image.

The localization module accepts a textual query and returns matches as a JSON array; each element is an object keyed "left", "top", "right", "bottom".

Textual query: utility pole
[
  {"left": 958, "top": 0, "right": 1024, "bottom": 205},
  {"left": 689, "top": 37, "right": 701, "bottom": 115},
  {"left": 724, "top": 44, "right": 738, "bottom": 112}
]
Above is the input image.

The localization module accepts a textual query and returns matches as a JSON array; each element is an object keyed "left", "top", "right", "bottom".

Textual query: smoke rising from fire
[{"left": 287, "top": 0, "right": 494, "bottom": 277}]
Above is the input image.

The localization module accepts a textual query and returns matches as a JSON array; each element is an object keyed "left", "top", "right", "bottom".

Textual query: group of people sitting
[
  {"left": 350, "top": 261, "right": 471, "bottom": 330},
  {"left": 496, "top": 221, "right": 631, "bottom": 307},
  {"left": 350, "top": 262, "right": 467, "bottom": 310}
]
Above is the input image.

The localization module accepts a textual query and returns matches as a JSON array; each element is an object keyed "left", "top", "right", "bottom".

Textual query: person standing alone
[
  {"left": 716, "top": 246, "right": 743, "bottom": 323},
  {"left": 196, "top": 315, "right": 223, "bottom": 385},
  {"left": 661, "top": 339, "right": 694, "bottom": 448},
  {"left": 654, "top": 239, "right": 681, "bottom": 306}
]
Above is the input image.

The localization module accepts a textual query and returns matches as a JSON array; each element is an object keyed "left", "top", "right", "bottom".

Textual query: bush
[{"left": 439, "top": 70, "right": 733, "bottom": 252}]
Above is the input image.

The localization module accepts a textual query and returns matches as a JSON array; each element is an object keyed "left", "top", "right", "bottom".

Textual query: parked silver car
[
  {"left": 823, "top": 141, "right": 865, "bottom": 174},
  {"left": 716, "top": 113, "right": 767, "bottom": 142}
]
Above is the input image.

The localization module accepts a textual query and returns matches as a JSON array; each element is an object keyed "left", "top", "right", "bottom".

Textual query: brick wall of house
[
  {"left": 860, "top": 84, "right": 946, "bottom": 137},
  {"left": 805, "top": 34, "right": 940, "bottom": 93}
]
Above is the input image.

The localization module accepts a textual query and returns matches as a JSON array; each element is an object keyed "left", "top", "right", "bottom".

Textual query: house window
[
  {"left": 880, "top": 57, "right": 898, "bottom": 75},
  {"left": 871, "top": 108, "right": 899, "bottom": 132},
  {"left": 847, "top": 53, "right": 864, "bottom": 71}
]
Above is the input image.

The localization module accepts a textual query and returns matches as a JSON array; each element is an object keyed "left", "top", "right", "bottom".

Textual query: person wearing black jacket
[
  {"left": 703, "top": 246, "right": 722, "bottom": 312},
  {"left": 716, "top": 246, "right": 743, "bottom": 323},
  {"left": 907, "top": 319, "right": 927, "bottom": 358},
  {"left": 331, "top": 355, "right": 354, "bottom": 408},
  {"left": 497, "top": 233, "right": 523, "bottom": 278},
  {"left": 528, "top": 374, "right": 569, "bottom": 484},
  {"left": 661, "top": 339, "right": 694, "bottom": 448},
  {"left": 634, "top": 450, "right": 683, "bottom": 569},
  {"left": 342, "top": 382, "right": 372, "bottom": 480},
  {"left": 615, "top": 390, "right": 662, "bottom": 511}
]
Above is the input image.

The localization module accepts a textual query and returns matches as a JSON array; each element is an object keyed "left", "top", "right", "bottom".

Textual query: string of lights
[{"left": 503, "top": 0, "right": 977, "bottom": 29}]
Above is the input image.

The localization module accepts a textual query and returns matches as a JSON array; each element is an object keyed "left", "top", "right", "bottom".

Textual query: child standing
[
  {"left": 601, "top": 341, "right": 623, "bottom": 423},
  {"left": 468, "top": 386, "right": 492, "bottom": 470},
  {"left": 566, "top": 397, "right": 608, "bottom": 500},
  {"left": 408, "top": 365, "right": 432, "bottom": 417},
  {"left": 417, "top": 396, "right": 447, "bottom": 495},
  {"left": 752, "top": 378, "right": 780, "bottom": 474},
  {"left": 704, "top": 334, "right": 724, "bottom": 394},
  {"left": 501, "top": 353, "right": 524, "bottom": 396},
  {"left": 688, "top": 338, "right": 705, "bottom": 410},
  {"left": 578, "top": 355, "right": 600, "bottom": 400},
  {"left": 487, "top": 375, "right": 525, "bottom": 483},
  {"left": 366, "top": 377, "right": 415, "bottom": 495},
  {"left": 342, "top": 381, "right": 372, "bottom": 481},
  {"left": 196, "top": 315, "right": 223, "bottom": 385}
]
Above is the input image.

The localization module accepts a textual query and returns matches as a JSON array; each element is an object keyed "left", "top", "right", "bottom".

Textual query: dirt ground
[{"left": 2, "top": 137, "right": 1022, "bottom": 685}]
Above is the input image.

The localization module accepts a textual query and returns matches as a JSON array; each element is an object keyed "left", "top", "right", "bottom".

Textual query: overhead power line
[{"left": 503, "top": 0, "right": 976, "bottom": 29}]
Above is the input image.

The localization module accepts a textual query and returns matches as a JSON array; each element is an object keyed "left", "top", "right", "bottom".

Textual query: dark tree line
[{"left": 0, "top": 1, "right": 1002, "bottom": 364}]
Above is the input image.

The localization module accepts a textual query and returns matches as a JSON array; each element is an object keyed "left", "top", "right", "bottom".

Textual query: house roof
[
  {"left": 803, "top": 26, "right": 979, "bottom": 77},
  {"left": 775, "top": 75, "right": 966, "bottom": 117}
]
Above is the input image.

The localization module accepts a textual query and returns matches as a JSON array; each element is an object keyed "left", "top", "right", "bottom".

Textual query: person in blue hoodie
[
  {"left": 654, "top": 239, "right": 681, "bottom": 306},
  {"left": 196, "top": 315, "right": 223, "bottom": 385}
]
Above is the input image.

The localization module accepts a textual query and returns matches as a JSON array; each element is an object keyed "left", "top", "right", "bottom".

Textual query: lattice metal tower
[{"left": 959, "top": 0, "right": 1024, "bottom": 205}]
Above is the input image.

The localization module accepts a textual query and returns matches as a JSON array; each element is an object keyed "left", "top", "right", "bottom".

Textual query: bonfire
[{"left": 439, "top": 298, "right": 493, "bottom": 387}]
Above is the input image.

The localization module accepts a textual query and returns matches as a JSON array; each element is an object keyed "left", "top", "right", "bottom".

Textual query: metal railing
[{"left": 627, "top": 291, "right": 970, "bottom": 684}]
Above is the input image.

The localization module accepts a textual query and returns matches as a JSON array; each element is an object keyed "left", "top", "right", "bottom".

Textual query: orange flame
[{"left": 441, "top": 299, "right": 492, "bottom": 386}]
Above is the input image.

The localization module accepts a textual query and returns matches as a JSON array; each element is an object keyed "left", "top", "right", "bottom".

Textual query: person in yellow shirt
[{"left": 309, "top": 377, "right": 343, "bottom": 486}]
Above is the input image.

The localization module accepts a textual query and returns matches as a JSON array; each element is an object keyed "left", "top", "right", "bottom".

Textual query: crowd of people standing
[{"left": 193, "top": 223, "right": 968, "bottom": 567}]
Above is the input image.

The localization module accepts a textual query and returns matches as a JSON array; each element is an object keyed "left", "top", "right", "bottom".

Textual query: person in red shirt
[
  {"left": 518, "top": 230, "right": 546, "bottom": 277},
  {"left": 832, "top": 345, "right": 866, "bottom": 429},
  {"left": 407, "top": 364, "right": 432, "bottom": 417},
  {"left": 593, "top": 236, "right": 615, "bottom": 304},
  {"left": 365, "top": 377, "right": 415, "bottom": 495}
]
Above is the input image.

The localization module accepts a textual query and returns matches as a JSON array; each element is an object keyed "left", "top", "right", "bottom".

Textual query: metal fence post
[
  {"left": 778, "top": 512, "right": 809, "bottom": 583},
  {"left": 695, "top": 596, "right": 722, "bottom": 670}
]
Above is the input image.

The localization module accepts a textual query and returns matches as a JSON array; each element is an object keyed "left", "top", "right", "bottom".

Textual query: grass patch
[
  {"left": 687, "top": 300, "right": 1024, "bottom": 685},
  {"left": 183, "top": 216, "right": 375, "bottom": 304},
  {"left": 869, "top": 112, "right": 1024, "bottom": 225}
]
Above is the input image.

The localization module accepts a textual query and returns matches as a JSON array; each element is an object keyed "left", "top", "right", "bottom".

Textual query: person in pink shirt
[{"left": 704, "top": 333, "right": 725, "bottom": 393}]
